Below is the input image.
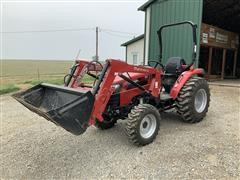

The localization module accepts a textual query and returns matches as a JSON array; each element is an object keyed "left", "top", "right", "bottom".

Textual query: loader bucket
[{"left": 12, "top": 83, "right": 94, "bottom": 135}]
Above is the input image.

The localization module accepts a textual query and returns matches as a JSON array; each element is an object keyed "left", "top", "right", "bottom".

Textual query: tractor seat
[{"left": 164, "top": 57, "right": 186, "bottom": 76}]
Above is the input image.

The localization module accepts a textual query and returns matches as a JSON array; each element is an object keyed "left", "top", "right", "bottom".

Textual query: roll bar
[{"left": 157, "top": 21, "right": 197, "bottom": 67}]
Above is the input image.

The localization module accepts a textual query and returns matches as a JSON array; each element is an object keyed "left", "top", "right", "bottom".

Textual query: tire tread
[
  {"left": 176, "top": 77, "right": 210, "bottom": 123},
  {"left": 126, "top": 104, "right": 160, "bottom": 146}
]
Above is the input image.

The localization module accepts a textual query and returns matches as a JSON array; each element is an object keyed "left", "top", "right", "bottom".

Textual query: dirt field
[{"left": 0, "top": 85, "right": 239, "bottom": 179}]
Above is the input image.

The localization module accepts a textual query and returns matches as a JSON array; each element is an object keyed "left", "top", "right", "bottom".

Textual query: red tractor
[{"left": 13, "top": 21, "right": 210, "bottom": 146}]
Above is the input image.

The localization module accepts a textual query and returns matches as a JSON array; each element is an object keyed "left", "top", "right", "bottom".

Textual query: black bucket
[{"left": 12, "top": 83, "right": 94, "bottom": 135}]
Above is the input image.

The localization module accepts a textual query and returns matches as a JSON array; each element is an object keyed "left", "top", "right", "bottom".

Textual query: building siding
[
  {"left": 148, "top": 0, "right": 203, "bottom": 66},
  {"left": 126, "top": 38, "right": 144, "bottom": 65}
]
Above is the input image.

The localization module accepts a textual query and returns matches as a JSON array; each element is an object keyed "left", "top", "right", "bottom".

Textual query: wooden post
[
  {"left": 208, "top": 47, "right": 213, "bottom": 76},
  {"left": 221, "top": 49, "right": 227, "bottom": 80},
  {"left": 233, "top": 50, "right": 238, "bottom": 77}
]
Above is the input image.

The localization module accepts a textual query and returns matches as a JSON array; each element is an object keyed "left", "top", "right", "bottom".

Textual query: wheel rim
[
  {"left": 194, "top": 89, "right": 207, "bottom": 113},
  {"left": 140, "top": 114, "right": 157, "bottom": 139}
]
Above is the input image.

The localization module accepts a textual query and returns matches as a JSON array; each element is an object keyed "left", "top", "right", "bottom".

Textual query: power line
[
  {"left": 0, "top": 28, "right": 94, "bottom": 34},
  {"left": 101, "top": 31, "right": 134, "bottom": 38},
  {"left": 101, "top": 28, "right": 137, "bottom": 35},
  {"left": 3, "top": 1, "right": 144, "bottom": 3},
  {"left": 1, "top": 27, "right": 138, "bottom": 36}
]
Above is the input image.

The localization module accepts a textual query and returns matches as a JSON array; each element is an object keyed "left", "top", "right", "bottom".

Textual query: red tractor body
[{"left": 13, "top": 21, "right": 210, "bottom": 146}]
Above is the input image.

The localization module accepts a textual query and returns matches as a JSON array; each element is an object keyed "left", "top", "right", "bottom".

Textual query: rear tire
[
  {"left": 126, "top": 104, "right": 160, "bottom": 146},
  {"left": 176, "top": 77, "right": 210, "bottom": 123},
  {"left": 94, "top": 119, "right": 117, "bottom": 130}
]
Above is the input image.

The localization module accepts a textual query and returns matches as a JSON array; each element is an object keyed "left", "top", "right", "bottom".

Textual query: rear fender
[{"left": 170, "top": 68, "right": 205, "bottom": 99}]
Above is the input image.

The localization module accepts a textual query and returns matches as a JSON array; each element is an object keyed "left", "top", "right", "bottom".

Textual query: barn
[{"left": 123, "top": 0, "right": 240, "bottom": 80}]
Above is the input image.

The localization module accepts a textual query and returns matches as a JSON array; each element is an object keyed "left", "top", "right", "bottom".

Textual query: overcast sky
[{"left": 1, "top": 0, "right": 146, "bottom": 61}]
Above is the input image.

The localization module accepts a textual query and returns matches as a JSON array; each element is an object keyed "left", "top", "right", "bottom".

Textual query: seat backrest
[{"left": 165, "top": 57, "right": 186, "bottom": 74}]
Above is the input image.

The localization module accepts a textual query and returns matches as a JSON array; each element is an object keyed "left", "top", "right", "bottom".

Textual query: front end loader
[{"left": 13, "top": 21, "right": 210, "bottom": 146}]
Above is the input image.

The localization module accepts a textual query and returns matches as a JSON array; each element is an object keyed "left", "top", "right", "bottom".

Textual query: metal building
[{"left": 138, "top": 0, "right": 240, "bottom": 79}]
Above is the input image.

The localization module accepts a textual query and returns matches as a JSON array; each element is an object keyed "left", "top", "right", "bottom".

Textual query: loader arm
[
  {"left": 67, "top": 60, "right": 103, "bottom": 88},
  {"left": 88, "top": 59, "right": 162, "bottom": 125},
  {"left": 12, "top": 59, "right": 161, "bottom": 135}
]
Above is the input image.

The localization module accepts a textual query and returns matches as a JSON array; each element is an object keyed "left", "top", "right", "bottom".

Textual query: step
[{"left": 160, "top": 93, "right": 172, "bottom": 101}]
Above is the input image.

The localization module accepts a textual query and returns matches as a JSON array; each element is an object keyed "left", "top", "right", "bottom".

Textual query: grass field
[
  {"left": 1, "top": 60, "right": 73, "bottom": 77},
  {"left": 0, "top": 60, "right": 77, "bottom": 94}
]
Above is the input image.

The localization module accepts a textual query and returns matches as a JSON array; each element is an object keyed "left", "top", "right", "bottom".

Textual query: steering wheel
[{"left": 148, "top": 60, "right": 164, "bottom": 69}]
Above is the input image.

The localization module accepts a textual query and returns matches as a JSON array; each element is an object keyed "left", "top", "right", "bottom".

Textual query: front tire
[
  {"left": 126, "top": 104, "right": 160, "bottom": 146},
  {"left": 176, "top": 77, "right": 210, "bottom": 123}
]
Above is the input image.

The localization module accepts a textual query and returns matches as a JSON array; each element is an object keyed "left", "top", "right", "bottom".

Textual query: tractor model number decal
[{"left": 133, "top": 67, "right": 150, "bottom": 73}]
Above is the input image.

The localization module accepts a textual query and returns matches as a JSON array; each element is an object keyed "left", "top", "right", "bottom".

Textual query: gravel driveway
[{"left": 1, "top": 85, "right": 239, "bottom": 179}]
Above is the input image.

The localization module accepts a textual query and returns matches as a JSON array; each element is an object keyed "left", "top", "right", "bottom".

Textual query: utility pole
[{"left": 96, "top": 26, "right": 99, "bottom": 61}]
